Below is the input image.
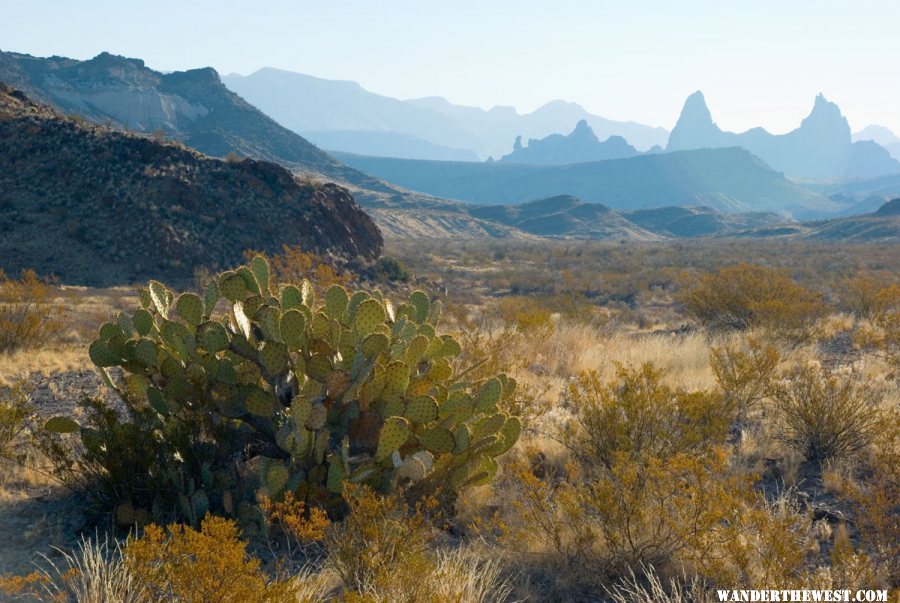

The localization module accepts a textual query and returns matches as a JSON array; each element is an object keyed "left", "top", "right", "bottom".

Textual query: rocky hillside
[
  {"left": 0, "top": 83, "right": 382, "bottom": 285},
  {"left": 0, "top": 50, "right": 394, "bottom": 194}
]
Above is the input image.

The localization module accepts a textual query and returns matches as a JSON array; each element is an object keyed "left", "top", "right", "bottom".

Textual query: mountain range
[
  {"left": 334, "top": 147, "right": 836, "bottom": 217},
  {"left": 667, "top": 91, "right": 900, "bottom": 180},
  {"left": 853, "top": 125, "right": 900, "bottom": 161},
  {"left": 0, "top": 82, "right": 381, "bottom": 285},
  {"left": 498, "top": 120, "right": 640, "bottom": 164},
  {"left": 469, "top": 194, "right": 899, "bottom": 242},
  {"left": 0, "top": 50, "right": 421, "bottom": 202},
  {"left": 2, "top": 49, "right": 897, "bottom": 245},
  {"left": 221, "top": 67, "right": 669, "bottom": 159}
]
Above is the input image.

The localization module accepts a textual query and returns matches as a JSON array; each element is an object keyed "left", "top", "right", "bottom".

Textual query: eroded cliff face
[
  {"left": 666, "top": 91, "right": 900, "bottom": 179},
  {"left": 0, "top": 83, "right": 383, "bottom": 286},
  {"left": 0, "top": 50, "right": 393, "bottom": 193}
]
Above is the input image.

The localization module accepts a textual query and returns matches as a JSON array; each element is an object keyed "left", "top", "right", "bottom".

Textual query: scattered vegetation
[
  {"left": 0, "top": 269, "right": 66, "bottom": 354},
  {"left": 679, "top": 262, "right": 826, "bottom": 343},
  {"left": 1, "top": 238, "right": 897, "bottom": 601}
]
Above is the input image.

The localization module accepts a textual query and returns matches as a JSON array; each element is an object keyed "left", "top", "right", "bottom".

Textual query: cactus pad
[
  {"left": 263, "top": 461, "right": 289, "bottom": 494},
  {"left": 89, "top": 340, "right": 119, "bottom": 367},
  {"left": 353, "top": 299, "right": 385, "bottom": 335},
  {"left": 409, "top": 290, "right": 430, "bottom": 324},
  {"left": 306, "top": 353, "right": 332, "bottom": 382},
  {"left": 250, "top": 256, "right": 270, "bottom": 294},
  {"left": 474, "top": 412, "right": 506, "bottom": 439},
  {"left": 326, "top": 457, "right": 345, "bottom": 493},
  {"left": 383, "top": 361, "right": 410, "bottom": 394},
  {"left": 175, "top": 293, "right": 203, "bottom": 326},
  {"left": 376, "top": 416, "right": 410, "bottom": 460},
  {"left": 280, "top": 309, "right": 306, "bottom": 348},
  {"left": 419, "top": 426, "right": 454, "bottom": 454},
  {"left": 406, "top": 395, "right": 439, "bottom": 424},
  {"left": 361, "top": 333, "right": 389, "bottom": 358},
  {"left": 259, "top": 341, "right": 289, "bottom": 376},
  {"left": 474, "top": 378, "right": 502, "bottom": 413},
  {"left": 245, "top": 389, "right": 276, "bottom": 417},
  {"left": 306, "top": 403, "right": 328, "bottom": 430},
  {"left": 220, "top": 273, "right": 248, "bottom": 302},
  {"left": 325, "top": 285, "right": 349, "bottom": 318}
]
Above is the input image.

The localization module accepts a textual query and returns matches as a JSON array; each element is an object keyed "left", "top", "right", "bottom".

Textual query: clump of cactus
[{"left": 48, "top": 256, "right": 520, "bottom": 526}]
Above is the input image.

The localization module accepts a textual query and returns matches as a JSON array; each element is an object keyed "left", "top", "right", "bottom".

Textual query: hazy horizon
[{"left": 3, "top": 0, "right": 899, "bottom": 135}]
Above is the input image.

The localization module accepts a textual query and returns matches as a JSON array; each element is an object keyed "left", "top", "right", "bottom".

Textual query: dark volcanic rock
[{"left": 0, "top": 83, "right": 382, "bottom": 285}]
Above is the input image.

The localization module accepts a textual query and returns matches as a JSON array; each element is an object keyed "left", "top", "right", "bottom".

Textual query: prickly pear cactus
[{"left": 65, "top": 256, "right": 521, "bottom": 520}]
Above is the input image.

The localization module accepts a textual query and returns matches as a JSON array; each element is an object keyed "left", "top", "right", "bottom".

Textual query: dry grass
[{"left": 0, "top": 286, "right": 134, "bottom": 384}]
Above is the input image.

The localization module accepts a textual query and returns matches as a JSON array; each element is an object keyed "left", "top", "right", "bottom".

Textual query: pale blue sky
[{"left": 3, "top": 0, "right": 898, "bottom": 134}]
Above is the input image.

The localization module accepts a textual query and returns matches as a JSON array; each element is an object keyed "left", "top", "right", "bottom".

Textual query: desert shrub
[
  {"left": 837, "top": 274, "right": 899, "bottom": 320},
  {"left": 259, "top": 490, "right": 330, "bottom": 558},
  {"left": 854, "top": 284, "right": 899, "bottom": 374},
  {"left": 679, "top": 263, "right": 826, "bottom": 343},
  {"left": 329, "top": 485, "right": 511, "bottom": 602},
  {"left": 373, "top": 256, "right": 411, "bottom": 283},
  {"left": 710, "top": 336, "right": 780, "bottom": 419},
  {"left": 45, "top": 256, "right": 521, "bottom": 528},
  {"left": 0, "top": 379, "right": 31, "bottom": 466},
  {"left": 497, "top": 295, "right": 554, "bottom": 341},
  {"left": 497, "top": 447, "right": 745, "bottom": 589},
  {"left": 0, "top": 268, "right": 66, "bottom": 353},
  {"left": 124, "top": 515, "right": 298, "bottom": 603},
  {"left": 686, "top": 493, "right": 815, "bottom": 589},
  {"left": 847, "top": 415, "right": 900, "bottom": 588},
  {"left": 563, "top": 364, "right": 733, "bottom": 469},
  {"left": 489, "top": 366, "right": 739, "bottom": 595},
  {"left": 327, "top": 484, "right": 437, "bottom": 598},
  {"left": 770, "top": 363, "right": 883, "bottom": 462}
]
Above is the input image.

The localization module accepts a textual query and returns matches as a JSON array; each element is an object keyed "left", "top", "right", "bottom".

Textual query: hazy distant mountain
[
  {"left": 736, "top": 199, "right": 900, "bottom": 242},
  {"left": 222, "top": 68, "right": 482, "bottom": 159},
  {"left": 812, "top": 173, "right": 900, "bottom": 202},
  {"left": 0, "top": 83, "right": 382, "bottom": 285},
  {"left": 498, "top": 120, "right": 639, "bottom": 164},
  {"left": 853, "top": 125, "right": 900, "bottom": 160},
  {"left": 335, "top": 147, "right": 836, "bottom": 217},
  {"left": 409, "top": 96, "right": 669, "bottom": 157},
  {"left": 468, "top": 195, "right": 661, "bottom": 239},
  {"left": 222, "top": 67, "right": 669, "bottom": 159},
  {"left": 667, "top": 91, "right": 900, "bottom": 180},
  {"left": 303, "top": 130, "right": 478, "bottom": 161},
  {"left": 622, "top": 206, "right": 788, "bottom": 238}
]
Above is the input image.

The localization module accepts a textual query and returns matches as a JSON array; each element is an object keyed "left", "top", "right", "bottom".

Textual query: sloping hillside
[
  {"left": 0, "top": 50, "right": 392, "bottom": 194},
  {"left": 468, "top": 195, "right": 661, "bottom": 239},
  {"left": 335, "top": 148, "right": 836, "bottom": 217},
  {"left": 622, "top": 206, "right": 788, "bottom": 238},
  {"left": 733, "top": 199, "right": 900, "bottom": 242},
  {"left": 0, "top": 84, "right": 382, "bottom": 285}
]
